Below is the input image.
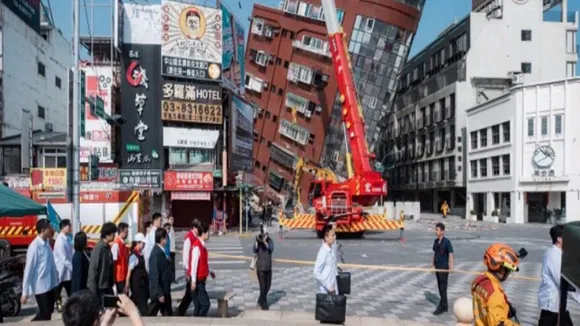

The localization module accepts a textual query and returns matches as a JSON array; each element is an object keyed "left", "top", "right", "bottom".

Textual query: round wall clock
[{"left": 532, "top": 145, "right": 555, "bottom": 168}]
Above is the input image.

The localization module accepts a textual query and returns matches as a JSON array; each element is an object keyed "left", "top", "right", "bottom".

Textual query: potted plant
[{"left": 469, "top": 210, "right": 477, "bottom": 221}]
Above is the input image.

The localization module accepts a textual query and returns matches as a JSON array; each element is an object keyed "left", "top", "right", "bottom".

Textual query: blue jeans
[{"left": 192, "top": 281, "right": 210, "bottom": 317}]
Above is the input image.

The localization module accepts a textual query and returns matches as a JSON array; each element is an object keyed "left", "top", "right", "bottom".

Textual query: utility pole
[{"left": 72, "top": 0, "right": 81, "bottom": 232}]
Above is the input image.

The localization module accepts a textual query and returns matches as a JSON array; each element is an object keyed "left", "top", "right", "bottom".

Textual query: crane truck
[{"left": 279, "top": 0, "right": 404, "bottom": 238}]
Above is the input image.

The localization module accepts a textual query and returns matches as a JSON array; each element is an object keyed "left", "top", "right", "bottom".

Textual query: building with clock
[{"left": 465, "top": 77, "right": 580, "bottom": 224}]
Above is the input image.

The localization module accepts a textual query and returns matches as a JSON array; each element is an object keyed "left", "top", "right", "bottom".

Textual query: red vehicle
[
  {"left": 0, "top": 215, "right": 38, "bottom": 252},
  {"left": 281, "top": 0, "right": 396, "bottom": 238}
]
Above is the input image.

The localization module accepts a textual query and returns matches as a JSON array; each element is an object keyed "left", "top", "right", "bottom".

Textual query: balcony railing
[{"left": 292, "top": 40, "right": 331, "bottom": 57}]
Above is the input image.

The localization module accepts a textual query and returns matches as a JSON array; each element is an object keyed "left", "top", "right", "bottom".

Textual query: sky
[{"left": 49, "top": 0, "right": 579, "bottom": 70}]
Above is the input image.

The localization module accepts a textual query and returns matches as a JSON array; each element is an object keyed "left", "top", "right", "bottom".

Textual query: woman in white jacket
[{"left": 313, "top": 224, "right": 339, "bottom": 294}]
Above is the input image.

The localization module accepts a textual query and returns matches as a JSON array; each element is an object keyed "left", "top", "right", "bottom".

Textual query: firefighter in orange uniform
[
  {"left": 471, "top": 243, "right": 521, "bottom": 326},
  {"left": 112, "top": 222, "right": 130, "bottom": 294}
]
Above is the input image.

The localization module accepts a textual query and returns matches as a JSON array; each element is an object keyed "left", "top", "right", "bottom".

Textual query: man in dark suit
[
  {"left": 147, "top": 227, "right": 172, "bottom": 316},
  {"left": 87, "top": 222, "right": 117, "bottom": 306}
]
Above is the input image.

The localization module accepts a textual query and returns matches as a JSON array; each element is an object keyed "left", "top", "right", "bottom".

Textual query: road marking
[
  {"left": 209, "top": 260, "right": 245, "bottom": 265},
  {"left": 208, "top": 253, "right": 541, "bottom": 282}
]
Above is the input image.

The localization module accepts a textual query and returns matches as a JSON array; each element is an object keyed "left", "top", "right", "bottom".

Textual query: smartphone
[{"left": 102, "top": 295, "right": 120, "bottom": 308}]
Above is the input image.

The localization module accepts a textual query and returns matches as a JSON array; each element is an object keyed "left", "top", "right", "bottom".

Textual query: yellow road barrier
[{"left": 210, "top": 252, "right": 540, "bottom": 282}]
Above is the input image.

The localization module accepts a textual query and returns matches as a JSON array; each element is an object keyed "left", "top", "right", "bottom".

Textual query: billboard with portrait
[{"left": 161, "top": 0, "right": 223, "bottom": 81}]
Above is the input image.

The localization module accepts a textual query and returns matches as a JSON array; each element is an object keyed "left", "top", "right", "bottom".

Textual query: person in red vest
[
  {"left": 190, "top": 222, "right": 216, "bottom": 317},
  {"left": 111, "top": 222, "right": 129, "bottom": 294},
  {"left": 175, "top": 218, "right": 201, "bottom": 316}
]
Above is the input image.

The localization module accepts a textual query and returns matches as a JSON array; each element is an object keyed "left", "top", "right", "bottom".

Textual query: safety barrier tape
[
  {"left": 0, "top": 226, "right": 36, "bottom": 236},
  {"left": 209, "top": 252, "right": 540, "bottom": 282}
]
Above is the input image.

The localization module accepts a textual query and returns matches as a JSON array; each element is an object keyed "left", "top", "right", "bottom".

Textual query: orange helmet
[{"left": 483, "top": 243, "right": 520, "bottom": 272}]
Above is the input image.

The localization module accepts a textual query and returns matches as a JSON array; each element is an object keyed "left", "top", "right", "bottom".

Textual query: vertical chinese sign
[{"left": 120, "top": 43, "right": 163, "bottom": 169}]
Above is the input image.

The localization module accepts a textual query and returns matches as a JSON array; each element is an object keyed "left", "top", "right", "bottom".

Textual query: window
[
  {"left": 470, "top": 160, "right": 478, "bottom": 178},
  {"left": 41, "top": 148, "right": 67, "bottom": 168},
  {"left": 284, "top": 0, "right": 298, "bottom": 14},
  {"left": 521, "top": 30, "right": 532, "bottom": 41},
  {"left": 37, "top": 105, "right": 46, "bottom": 119},
  {"left": 567, "top": 62, "right": 577, "bottom": 77},
  {"left": 527, "top": 118, "right": 535, "bottom": 137},
  {"left": 449, "top": 93, "right": 455, "bottom": 117},
  {"left": 502, "top": 122, "right": 510, "bottom": 142},
  {"left": 492, "top": 125, "right": 500, "bottom": 145},
  {"left": 555, "top": 114, "right": 563, "bottom": 135},
  {"left": 521, "top": 62, "right": 532, "bottom": 74},
  {"left": 480, "top": 159, "right": 487, "bottom": 177},
  {"left": 251, "top": 18, "right": 264, "bottom": 35},
  {"left": 480, "top": 129, "right": 487, "bottom": 147},
  {"left": 272, "top": 115, "right": 278, "bottom": 123},
  {"left": 255, "top": 51, "right": 268, "bottom": 66},
  {"left": 37, "top": 61, "right": 46, "bottom": 77},
  {"left": 541, "top": 116, "right": 548, "bottom": 136},
  {"left": 284, "top": 61, "right": 289, "bottom": 68},
  {"left": 245, "top": 74, "right": 264, "bottom": 93},
  {"left": 287, "top": 63, "right": 313, "bottom": 84},
  {"left": 502, "top": 155, "right": 510, "bottom": 175},
  {"left": 566, "top": 30, "right": 577, "bottom": 53},
  {"left": 279, "top": 119, "right": 310, "bottom": 145},
  {"left": 470, "top": 131, "right": 478, "bottom": 149},
  {"left": 492, "top": 156, "right": 500, "bottom": 176},
  {"left": 55, "top": 76, "right": 62, "bottom": 89}
]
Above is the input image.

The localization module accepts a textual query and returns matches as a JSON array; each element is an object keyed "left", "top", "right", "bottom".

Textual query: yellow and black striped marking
[
  {"left": 0, "top": 226, "right": 37, "bottom": 236},
  {"left": 279, "top": 214, "right": 404, "bottom": 233}
]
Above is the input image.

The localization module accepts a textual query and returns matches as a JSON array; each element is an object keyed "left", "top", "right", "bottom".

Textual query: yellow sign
[
  {"left": 30, "top": 168, "right": 67, "bottom": 191},
  {"left": 161, "top": 100, "right": 223, "bottom": 124}
]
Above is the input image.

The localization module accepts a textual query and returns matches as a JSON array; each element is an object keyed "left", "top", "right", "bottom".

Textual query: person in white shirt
[
  {"left": 21, "top": 218, "right": 59, "bottom": 321},
  {"left": 190, "top": 222, "right": 216, "bottom": 317},
  {"left": 313, "top": 224, "right": 339, "bottom": 294},
  {"left": 144, "top": 213, "right": 162, "bottom": 272},
  {"left": 538, "top": 224, "right": 580, "bottom": 326},
  {"left": 175, "top": 218, "right": 201, "bottom": 316},
  {"left": 53, "top": 219, "right": 74, "bottom": 312}
]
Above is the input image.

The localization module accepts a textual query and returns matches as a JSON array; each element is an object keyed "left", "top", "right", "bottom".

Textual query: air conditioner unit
[
  {"left": 315, "top": 105, "right": 322, "bottom": 113},
  {"left": 262, "top": 82, "right": 269, "bottom": 90},
  {"left": 264, "top": 29, "right": 274, "bottom": 39},
  {"left": 45, "top": 122, "right": 53, "bottom": 132},
  {"left": 509, "top": 71, "right": 524, "bottom": 85},
  {"left": 321, "top": 74, "right": 329, "bottom": 82},
  {"left": 305, "top": 111, "right": 312, "bottom": 118}
]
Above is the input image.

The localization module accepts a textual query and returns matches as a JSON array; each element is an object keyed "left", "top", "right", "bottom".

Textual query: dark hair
[
  {"left": 435, "top": 223, "right": 445, "bottom": 231},
  {"left": 191, "top": 218, "right": 201, "bottom": 230},
  {"left": 550, "top": 224, "right": 565, "bottom": 244},
  {"left": 163, "top": 222, "right": 171, "bottom": 229},
  {"left": 62, "top": 289, "right": 100, "bottom": 326},
  {"left": 2, "top": 181, "right": 8, "bottom": 187},
  {"left": 59, "top": 219, "right": 71, "bottom": 230},
  {"left": 100, "top": 222, "right": 117, "bottom": 239},
  {"left": 143, "top": 219, "right": 152, "bottom": 230},
  {"left": 73, "top": 232, "right": 88, "bottom": 251},
  {"left": 198, "top": 221, "right": 210, "bottom": 235},
  {"left": 131, "top": 241, "right": 140, "bottom": 251},
  {"left": 322, "top": 224, "right": 333, "bottom": 239},
  {"left": 117, "top": 222, "right": 129, "bottom": 233},
  {"left": 186, "top": 11, "right": 200, "bottom": 20},
  {"left": 36, "top": 218, "right": 51, "bottom": 234},
  {"left": 151, "top": 212, "right": 162, "bottom": 222},
  {"left": 155, "top": 227, "right": 168, "bottom": 244}
]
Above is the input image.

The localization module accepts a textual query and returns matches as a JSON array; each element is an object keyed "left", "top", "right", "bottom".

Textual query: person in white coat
[
  {"left": 53, "top": 219, "right": 73, "bottom": 311},
  {"left": 144, "top": 213, "right": 162, "bottom": 272},
  {"left": 313, "top": 224, "right": 339, "bottom": 294}
]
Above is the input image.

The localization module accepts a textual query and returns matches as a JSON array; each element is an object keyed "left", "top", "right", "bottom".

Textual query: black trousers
[
  {"left": 176, "top": 279, "right": 194, "bottom": 316},
  {"left": 147, "top": 293, "right": 172, "bottom": 316},
  {"left": 435, "top": 271, "right": 449, "bottom": 309},
  {"left": 170, "top": 253, "right": 176, "bottom": 282},
  {"left": 257, "top": 270, "right": 272, "bottom": 308},
  {"left": 54, "top": 280, "right": 71, "bottom": 303},
  {"left": 115, "top": 281, "right": 126, "bottom": 295},
  {"left": 32, "top": 290, "right": 55, "bottom": 321},
  {"left": 192, "top": 281, "right": 210, "bottom": 317},
  {"left": 538, "top": 309, "right": 573, "bottom": 326}
]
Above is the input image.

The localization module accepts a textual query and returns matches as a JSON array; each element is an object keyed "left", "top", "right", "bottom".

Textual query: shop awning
[{"left": 0, "top": 184, "right": 46, "bottom": 216}]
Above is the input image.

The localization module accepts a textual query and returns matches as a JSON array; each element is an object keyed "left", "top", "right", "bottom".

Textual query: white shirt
[
  {"left": 182, "top": 234, "right": 193, "bottom": 273},
  {"left": 22, "top": 236, "right": 59, "bottom": 297},
  {"left": 143, "top": 226, "right": 157, "bottom": 272},
  {"left": 111, "top": 243, "right": 119, "bottom": 261},
  {"left": 313, "top": 242, "right": 339, "bottom": 294},
  {"left": 190, "top": 238, "right": 206, "bottom": 284},
  {"left": 538, "top": 245, "right": 580, "bottom": 312},
  {"left": 53, "top": 233, "right": 73, "bottom": 283},
  {"left": 128, "top": 254, "right": 139, "bottom": 271}
]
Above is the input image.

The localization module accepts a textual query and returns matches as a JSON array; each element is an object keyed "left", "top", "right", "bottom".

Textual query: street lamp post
[{"left": 72, "top": 0, "right": 81, "bottom": 232}]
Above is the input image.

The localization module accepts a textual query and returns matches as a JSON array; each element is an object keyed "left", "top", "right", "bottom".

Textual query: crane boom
[{"left": 321, "top": 0, "right": 374, "bottom": 176}]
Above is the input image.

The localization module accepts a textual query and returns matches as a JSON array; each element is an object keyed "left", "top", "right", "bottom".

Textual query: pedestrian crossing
[{"left": 206, "top": 235, "right": 246, "bottom": 268}]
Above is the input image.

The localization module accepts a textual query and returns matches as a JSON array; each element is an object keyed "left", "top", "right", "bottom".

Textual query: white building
[
  {"left": 1, "top": 4, "right": 72, "bottom": 138},
  {"left": 381, "top": 0, "right": 578, "bottom": 216},
  {"left": 466, "top": 78, "right": 580, "bottom": 224}
]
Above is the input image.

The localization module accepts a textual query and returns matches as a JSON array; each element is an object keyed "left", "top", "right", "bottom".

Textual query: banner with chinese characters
[
  {"left": 80, "top": 163, "right": 119, "bottom": 182},
  {"left": 229, "top": 95, "right": 254, "bottom": 172},
  {"left": 120, "top": 43, "right": 163, "bottom": 169},
  {"left": 161, "top": 80, "right": 223, "bottom": 124},
  {"left": 160, "top": 0, "right": 223, "bottom": 81},
  {"left": 171, "top": 191, "right": 211, "bottom": 201},
  {"left": 80, "top": 65, "right": 113, "bottom": 163},
  {"left": 119, "top": 169, "right": 162, "bottom": 189},
  {"left": 163, "top": 127, "right": 219, "bottom": 149},
  {"left": 163, "top": 171, "right": 213, "bottom": 191},
  {"left": 30, "top": 168, "right": 67, "bottom": 191}
]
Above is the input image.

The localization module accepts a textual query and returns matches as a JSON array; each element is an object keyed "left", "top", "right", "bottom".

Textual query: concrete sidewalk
[{"left": 3, "top": 310, "right": 448, "bottom": 325}]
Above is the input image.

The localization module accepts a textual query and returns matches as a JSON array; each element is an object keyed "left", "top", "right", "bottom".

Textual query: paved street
[{"left": 9, "top": 216, "right": 580, "bottom": 325}]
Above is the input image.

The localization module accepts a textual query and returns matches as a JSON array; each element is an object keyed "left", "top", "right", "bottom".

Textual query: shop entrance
[
  {"left": 527, "top": 192, "right": 548, "bottom": 223},
  {"left": 171, "top": 199, "right": 214, "bottom": 228}
]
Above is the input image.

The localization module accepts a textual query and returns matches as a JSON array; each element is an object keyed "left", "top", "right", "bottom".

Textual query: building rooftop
[{"left": 0, "top": 131, "right": 67, "bottom": 146}]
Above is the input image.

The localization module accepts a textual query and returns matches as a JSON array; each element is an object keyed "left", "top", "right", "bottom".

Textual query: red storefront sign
[
  {"left": 171, "top": 192, "right": 211, "bottom": 201},
  {"left": 164, "top": 171, "right": 213, "bottom": 191}
]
